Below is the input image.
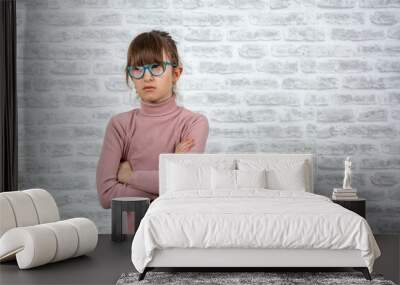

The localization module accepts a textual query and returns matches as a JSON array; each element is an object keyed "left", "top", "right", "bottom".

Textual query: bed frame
[
  {"left": 138, "top": 153, "right": 372, "bottom": 281},
  {"left": 140, "top": 248, "right": 371, "bottom": 280}
]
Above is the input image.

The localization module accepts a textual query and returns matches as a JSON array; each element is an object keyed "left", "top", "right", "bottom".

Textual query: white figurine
[{"left": 342, "top": 156, "right": 352, "bottom": 190}]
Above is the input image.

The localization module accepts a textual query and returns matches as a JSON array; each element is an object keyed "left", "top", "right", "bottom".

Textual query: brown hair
[{"left": 125, "top": 30, "right": 180, "bottom": 90}]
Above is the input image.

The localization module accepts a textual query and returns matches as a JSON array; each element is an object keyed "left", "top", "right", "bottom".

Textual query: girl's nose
[{"left": 143, "top": 69, "right": 154, "bottom": 81}]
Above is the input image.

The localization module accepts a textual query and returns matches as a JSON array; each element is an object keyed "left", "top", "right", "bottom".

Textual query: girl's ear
[{"left": 173, "top": 66, "right": 183, "bottom": 84}]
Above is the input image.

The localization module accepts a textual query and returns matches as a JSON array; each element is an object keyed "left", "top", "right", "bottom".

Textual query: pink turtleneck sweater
[{"left": 96, "top": 95, "right": 209, "bottom": 209}]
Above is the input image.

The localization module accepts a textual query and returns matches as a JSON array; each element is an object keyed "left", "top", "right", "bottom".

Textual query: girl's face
[{"left": 132, "top": 51, "right": 182, "bottom": 104}]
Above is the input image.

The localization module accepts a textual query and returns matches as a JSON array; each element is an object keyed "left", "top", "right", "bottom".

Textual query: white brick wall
[{"left": 16, "top": 0, "right": 400, "bottom": 234}]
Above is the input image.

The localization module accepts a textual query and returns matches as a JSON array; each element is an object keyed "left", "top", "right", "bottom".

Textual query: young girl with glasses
[{"left": 96, "top": 30, "right": 209, "bottom": 209}]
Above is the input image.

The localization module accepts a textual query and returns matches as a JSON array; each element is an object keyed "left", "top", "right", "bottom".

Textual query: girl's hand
[
  {"left": 175, "top": 138, "right": 195, "bottom": 153},
  {"left": 117, "top": 161, "right": 133, "bottom": 184}
]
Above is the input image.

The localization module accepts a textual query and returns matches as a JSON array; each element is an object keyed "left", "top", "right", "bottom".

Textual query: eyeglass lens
[{"left": 130, "top": 63, "right": 165, "bottom": 79}]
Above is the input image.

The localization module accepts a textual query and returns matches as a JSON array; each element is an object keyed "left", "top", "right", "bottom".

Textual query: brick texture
[{"left": 17, "top": 0, "right": 400, "bottom": 234}]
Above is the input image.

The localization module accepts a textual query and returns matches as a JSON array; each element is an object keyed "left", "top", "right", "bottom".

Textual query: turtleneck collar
[{"left": 139, "top": 94, "right": 179, "bottom": 117}]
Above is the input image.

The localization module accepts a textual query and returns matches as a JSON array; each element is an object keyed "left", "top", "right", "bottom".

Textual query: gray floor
[
  {"left": 0, "top": 235, "right": 134, "bottom": 285},
  {"left": 0, "top": 235, "right": 399, "bottom": 285}
]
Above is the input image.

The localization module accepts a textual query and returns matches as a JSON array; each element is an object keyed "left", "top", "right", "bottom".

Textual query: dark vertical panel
[{"left": 0, "top": 0, "right": 17, "bottom": 192}]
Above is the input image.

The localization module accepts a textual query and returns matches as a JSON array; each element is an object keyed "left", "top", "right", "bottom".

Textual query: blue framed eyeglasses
[{"left": 127, "top": 61, "right": 177, "bottom": 80}]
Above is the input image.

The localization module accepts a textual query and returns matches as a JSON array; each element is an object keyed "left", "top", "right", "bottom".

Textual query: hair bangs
[{"left": 128, "top": 33, "right": 165, "bottom": 67}]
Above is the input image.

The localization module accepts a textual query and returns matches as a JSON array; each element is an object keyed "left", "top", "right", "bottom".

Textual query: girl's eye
[{"left": 151, "top": 64, "right": 164, "bottom": 75}]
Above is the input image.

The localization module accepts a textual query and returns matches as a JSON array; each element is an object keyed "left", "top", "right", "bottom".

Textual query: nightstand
[
  {"left": 111, "top": 197, "right": 150, "bottom": 242},
  {"left": 332, "top": 198, "right": 366, "bottom": 218}
]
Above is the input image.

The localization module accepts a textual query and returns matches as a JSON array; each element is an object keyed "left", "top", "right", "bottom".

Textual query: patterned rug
[{"left": 116, "top": 271, "right": 396, "bottom": 285}]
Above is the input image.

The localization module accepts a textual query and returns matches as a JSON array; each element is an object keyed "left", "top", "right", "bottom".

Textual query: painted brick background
[{"left": 16, "top": 0, "right": 400, "bottom": 234}]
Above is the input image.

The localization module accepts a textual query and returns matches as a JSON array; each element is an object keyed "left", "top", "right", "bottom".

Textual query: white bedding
[{"left": 131, "top": 190, "right": 381, "bottom": 273}]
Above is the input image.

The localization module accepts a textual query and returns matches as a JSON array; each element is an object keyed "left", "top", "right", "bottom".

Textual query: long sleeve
[
  {"left": 125, "top": 114, "right": 209, "bottom": 194},
  {"left": 126, "top": 170, "right": 159, "bottom": 195},
  {"left": 96, "top": 117, "right": 157, "bottom": 209},
  {"left": 182, "top": 114, "right": 209, "bottom": 153}
]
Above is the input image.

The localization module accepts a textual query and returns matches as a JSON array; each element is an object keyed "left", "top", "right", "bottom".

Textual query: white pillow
[
  {"left": 236, "top": 169, "right": 267, "bottom": 188},
  {"left": 167, "top": 162, "right": 211, "bottom": 192},
  {"left": 211, "top": 168, "right": 268, "bottom": 191},
  {"left": 237, "top": 158, "right": 307, "bottom": 191},
  {"left": 211, "top": 168, "right": 237, "bottom": 191}
]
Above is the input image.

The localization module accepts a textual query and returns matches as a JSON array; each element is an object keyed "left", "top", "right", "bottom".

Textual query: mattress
[{"left": 131, "top": 189, "right": 381, "bottom": 273}]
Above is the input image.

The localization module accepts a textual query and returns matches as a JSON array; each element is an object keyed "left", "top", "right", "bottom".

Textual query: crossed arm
[
  {"left": 115, "top": 138, "right": 195, "bottom": 191},
  {"left": 96, "top": 115, "right": 209, "bottom": 209},
  {"left": 96, "top": 117, "right": 155, "bottom": 209}
]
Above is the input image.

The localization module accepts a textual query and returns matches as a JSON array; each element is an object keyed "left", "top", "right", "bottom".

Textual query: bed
[{"left": 130, "top": 153, "right": 381, "bottom": 281}]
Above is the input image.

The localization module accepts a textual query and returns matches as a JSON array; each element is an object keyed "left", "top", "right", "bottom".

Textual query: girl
[{"left": 96, "top": 30, "right": 209, "bottom": 209}]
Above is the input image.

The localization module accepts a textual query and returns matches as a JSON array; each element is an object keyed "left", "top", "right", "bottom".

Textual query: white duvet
[{"left": 131, "top": 190, "right": 381, "bottom": 273}]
